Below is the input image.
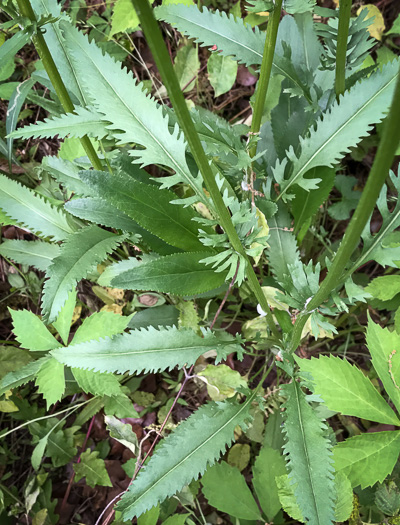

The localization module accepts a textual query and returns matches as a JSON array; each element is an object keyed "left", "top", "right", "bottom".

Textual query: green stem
[
  {"left": 15, "top": 0, "right": 103, "bottom": 171},
  {"left": 335, "top": 0, "right": 352, "bottom": 98},
  {"left": 288, "top": 68, "right": 400, "bottom": 353},
  {"left": 249, "top": 0, "right": 282, "bottom": 158},
  {"left": 130, "top": 0, "right": 280, "bottom": 340}
]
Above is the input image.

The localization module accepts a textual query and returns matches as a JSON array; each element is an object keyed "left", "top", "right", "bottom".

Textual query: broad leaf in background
[
  {"left": 111, "top": 252, "right": 227, "bottom": 295},
  {"left": 72, "top": 368, "right": 123, "bottom": 396},
  {"left": 0, "top": 239, "right": 60, "bottom": 271},
  {"left": 41, "top": 225, "right": 126, "bottom": 323},
  {"left": 201, "top": 462, "right": 261, "bottom": 520},
  {"left": 73, "top": 449, "right": 112, "bottom": 488},
  {"left": 208, "top": 53, "right": 238, "bottom": 97},
  {"left": 298, "top": 355, "right": 400, "bottom": 425},
  {"left": 282, "top": 380, "right": 335, "bottom": 525},
  {"left": 117, "top": 394, "right": 255, "bottom": 519},
  {"left": 334, "top": 431, "right": 400, "bottom": 489},
  {"left": 174, "top": 43, "right": 200, "bottom": 92},
  {"left": 52, "top": 327, "right": 243, "bottom": 374},
  {"left": 110, "top": 0, "right": 139, "bottom": 36}
]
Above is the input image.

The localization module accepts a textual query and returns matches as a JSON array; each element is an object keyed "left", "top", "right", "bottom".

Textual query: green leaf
[
  {"left": 327, "top": 175, "right": 361, "bottom": 221},
  {"left": 174, "top": 44, "right": 200, "bottom": 92},
  {"left": 137, "top": 506, "right": 160, "bottom": 525},
  {"left": 116, "top": 394, "right": 255, "bottom": 519},
  {"left": 0, "top": 345, "right": 31, "bottom": 380},
  {"left": 163, "top": 514, "right": 189, "bottom": 525},
  {"left": 73, "top": 449, "right": 112, "bottom": 488},
  {"left": 201, "top": 462, "right": 261, "bottom": 520},
  {"left": 298, "top": 355, "right": 400, "bottom": 425},
  {"left": 0, "top": 239, "right": 60, "bottom": 271},
  {"left": 276, "top": 474, "right": 304, "bottom": 522},
  {"left": 387, "top": 14, "right": 400, "bottom": 35},
  {"left": 10, "top": 106, "right": 109, "bottom": 140},
  {"left": 79, "top": 170, "right": 207, "bottom": 252},
  {"left": 35, "top": 358, "right": 65, "bottom": 409},
  {"left": 72, "top": 368, "right": 122, "bottom": 396},
  {"left": 10, "top": 309, "right": 61, "bottom": 351},
  {"left": 0, "top": 358, "right": 48, "bottom": 397},
  {"left": 275, "top": 59, "right": 400, "bottom": 199},
  {"left": 71, "top": 310, "right": 132, "bottom": 345},
  {"left": 333, "top": 431, "right": 400, "bottom": 489},
  {"left": 111, "top": 252, "right": 227, "bottom": 295},
  {"left": 104, "top": 395, "right": 139, "bottom": 418},
  {"left": 366, "top": 317, "right": 400, "bottom": 414},
  {"left": 207, "top": 53, "right": 238, "bottom": 97},
  {"left": 51, "top": 326, "right": 242, "bottom": 374},
  {"left": 283, "top": 0, "right": 315, "bottom": 14},
  {"left": 282, "top": 380, "right": 335, "bottom": 525},
  {"left": 0, "top": 30, "right": 32, "bottom": 66},
  {"left": 61, "top": 21, "right": 208, "bottom": 207},
  {"left": 128, "top": 305, "right": 179, "bottom": 330},
  {"left": 0, "top": 173, "right": 76, "bottom": 241},
  {"left": 110, "top": 0, "right": 140, "bottom": 37},
  {"left": 197, "top": 364, "right": 247, "bottom": 401},
  {"left": 105, "top": 415, "right": 138, "bottom": 455},
  {"left": 41, "top": 225, "right": 126, "bottom": 323},
  {"left": 252, "top": 446, "right": 287, "bottom": 521},
  {"left": 334, "top": 472, "right": 353, "bottom": 523},
  {"left": 53, "top": 289, "right": 77, "bottom": 345},
  {"left": 41, "top": 156, "right": 89, "bottom": 197},
  {"left": 366, "top": 275, "right": 400, "bottom": 301}
]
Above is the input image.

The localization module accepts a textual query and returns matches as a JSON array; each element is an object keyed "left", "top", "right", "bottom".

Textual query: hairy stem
[
  {"left": 15, "top": 0, "right": 103, "bottom": 171},
  {"left": 288, "top": 68, "right": 400, "bottom": 353},
  {"left": 130, "top": 0, "right": 280, "bottom": 340},
  {"left": 335, "top": 0, "right": 352, "bottom": 98},
  {"left": 249, "top": 0, "right": 282, "bottom": 158}
]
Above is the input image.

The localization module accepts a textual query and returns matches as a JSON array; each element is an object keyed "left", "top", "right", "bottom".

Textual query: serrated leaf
[
  {"left": 0, "top": 357, "right": 48, "bottom": 398},
  {"left": 61, "top": 21, "right": 208, "bottom": 207},
  {"left": 35, "top": 358, "right": 65, "bottom": 409},
  {"left": 275, "top": 59, "right": 400, "bottom": 200},
  {"left": 201, "top": 462, "right": 261, "bottom": 520},
  {"left": 252, "top": 446, "right": 287, "bottom": 520},
  {"left": 366, "top": 317, "right": 400, "bottom": 414},
  {"left": 282, "top": 380, "right": 335, "bottom": 525},
  {"left": 111, "top": 252, "right": 227, "bottom": 295},
  {"left": 0, "top": 239, "right": 60, "bottom": 271},
  {"left": 207, "top": 53, "right": 238, "bottom": 97},
  {"left": 298, "top": 355, "right": 400, "bottom": 425},
  {"left": 71, "top": 310, "right": 132, "bottom": 345},
  {"left": 10, "top": 309, "right": 61, "bottom": 351},
  {"left": 283, "top": 0, "right": 315, "bottom": 14},
  {"left": 73, "top": 449, "right": 112, "bottom": 488},
  {"left": 366, "top": 275, "right": 400, "bottom": 301},
  {"left": 41, "top": 225, "right": 126, "bottom": 323},
  {"left": 110, "top": 0, "right": 139, "bottom": 36},
  {"left": 104, "top": 395, "right": 139, "bottom": 418},
  {"left": 10, "top": 106, "right": 109, "bottom": 140},
  {"left": 41, "top": 156, "right": 89, "bottom": 196},
  {"left": 327, "top": 175, "right": 361, "bottom": 221},
  {"left": 51, "top": 326, "right": 242, "bottom": 374},
  {"left": 53, "top": 289, "right": 77, "bottom": 345},
  {"left": 116, "top": 394, "right": 255, "bottom": 519},
  {"left": 72, "top": 368, "right": 122, "bottom": 396},
  {"left": 79, "top": 170, "right": 207, "bottom": 252},
  {"left": 0, "top": 173, "right": 76, "bottom": 241},
  {"left": 334, "top": 431, "right": 400, "bottom": 489}
]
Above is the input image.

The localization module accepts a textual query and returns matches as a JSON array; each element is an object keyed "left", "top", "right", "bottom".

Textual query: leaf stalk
[
  {"left": 15, "top": 0, "right": 103, "bottom": 171},
  {"left": 130, "top": 0, "right": 280, "bottom": 340},
  {"left": 288, "top": 68, "right": 400, "bottom": 353}
]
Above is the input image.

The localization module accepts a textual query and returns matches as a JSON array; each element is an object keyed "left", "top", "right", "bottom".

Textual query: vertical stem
[
  {"left": 15, "top": 0, "right": 103, "bottom": 171},
  {"left": 130, "top": 0, "right": 280, "bottom": 339},
  {"left": 249, "top": 0, "right": 282, "bottom": 158},
  {"left": 288, "top": 69, "right": 400, "bottom": 353},
  {"left": 335, "top": 0, "right": 352, "bottom": 99}
]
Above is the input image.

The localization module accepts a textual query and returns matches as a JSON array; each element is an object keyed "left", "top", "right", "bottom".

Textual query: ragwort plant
[{"left": 1, "top": 0, "right": 400, "bottom": 522}]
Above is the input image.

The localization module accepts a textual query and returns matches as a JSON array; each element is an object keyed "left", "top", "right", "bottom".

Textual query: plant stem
[
  {"left": 15, "top": 0, "right": 103, "bottom": 171},
  {"left": 288, "top": 69, "right": 400, "bottom": 353},
  {"left": 249, "top": 0, "right": 282, "bottom": 158},
  {"left": 130, "top": 0, "right": 280, "bottom": 340},
  {"left": 335, "top": 0, "right": 352, "bottom": 98}
]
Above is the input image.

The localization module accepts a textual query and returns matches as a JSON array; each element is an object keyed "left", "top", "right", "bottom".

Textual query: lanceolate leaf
[
  {"left": 10, "top": 309, "right": 62, "bottom": 351},
  {"left": 0, "top": 30, "right": 32, "bottom": 66},
  {"left": 111, "top": 252, "right": 227, "bottom": 295},
  {"left": 10, "top": 106, "right": 109, "bottom": 140},
  {"left": 275, "top": 59, "right": 400, "bottom": 200},
  {"left": 282, "top": 380, "right": 335, "bottom": 525},
  {"left": 60, "top": 21, "right": 208, "bottom": 207},
  {"left": 298, "top": 355, "right": 400, "bottom": 425},
  {"left": 0, "top": 174, "right": 76, "bottom": 241},
  {"left": 51, "top": 327, "right": 242, "bottom": 374},
  {"left": 116, "top": 394, "right": 255, "bottom": 519},
  {"left": 42, "top": 156, "right": 89, "bottom": 196},
  {"left": 79, "top": 170, "right": 208, "bottom": 252},
  {"left": 42, "top": 226, "right": 126, "bottom": 323},
  {"left": 334, "top": 431, "right": 400, "bottom": 489},
  {"left": 0, "top": 239, "right": 60, "bottom": 271}
]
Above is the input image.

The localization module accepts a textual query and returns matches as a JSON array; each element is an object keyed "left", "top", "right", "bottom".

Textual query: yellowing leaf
[
  {"left": 197, "top": 364, "right": 247, "bottom": 401},
  {"left": 357, "top": 5, "right": 385, "bottom": 41},
  {"left": 251, "top": 207, "right": 269, "bottom": 264},
  {"left": 227, "top": 443, "right": 251, "bottom": 471}
]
